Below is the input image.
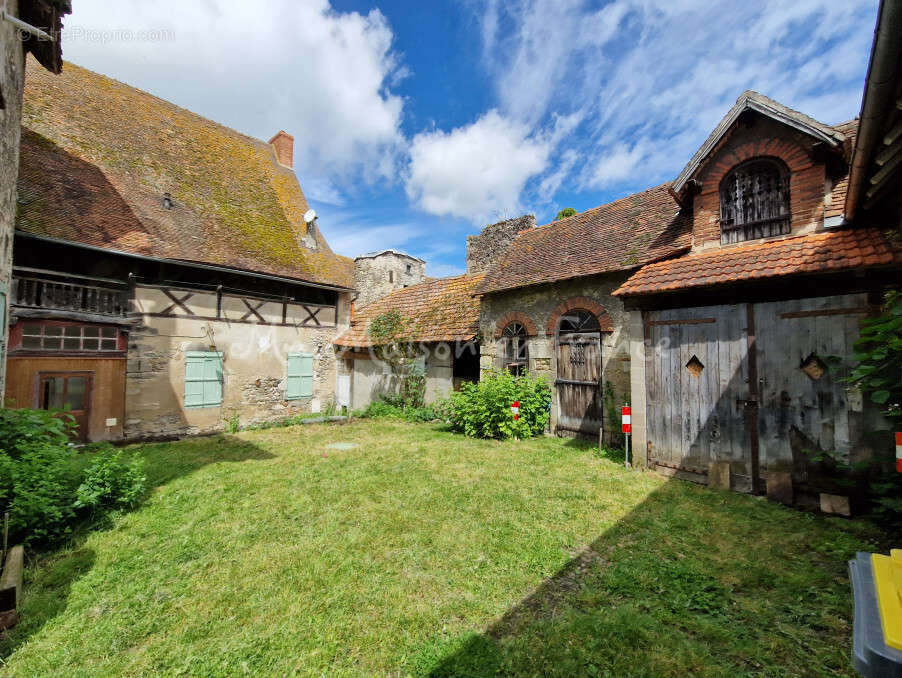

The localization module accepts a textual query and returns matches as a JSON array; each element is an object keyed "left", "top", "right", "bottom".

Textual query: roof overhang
[
  {"left": 15, "top": 231, "right": 356, "bottom": 293},
  {"left": 843, "top": 0, "right": 902, "bottom": 221},
  {"left": 671, "top": 91, "right": 846, "bottom": 199}
]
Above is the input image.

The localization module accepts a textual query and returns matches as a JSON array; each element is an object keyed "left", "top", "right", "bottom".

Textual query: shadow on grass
[
  {"left": 427, "top": 476, "right": 876, "bottom": 678},
  {"left": 0, "top": 434, "right": 274, "bottom": 661}
]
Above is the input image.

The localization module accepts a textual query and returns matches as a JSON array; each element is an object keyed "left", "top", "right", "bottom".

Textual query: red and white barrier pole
[
  {"left": 622, "top": 405, "right": 632, "bottom": 468},
  {"left": 896, "top": 432, "right": 901, "bottom": 473}
]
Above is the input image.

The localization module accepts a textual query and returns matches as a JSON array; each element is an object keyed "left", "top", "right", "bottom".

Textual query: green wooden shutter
[
  {"left": 185, "top": 351, "right": 223, "bottom": 408},
  {"left": 286, "top": 352, "right": 314, "bottom": 400}
]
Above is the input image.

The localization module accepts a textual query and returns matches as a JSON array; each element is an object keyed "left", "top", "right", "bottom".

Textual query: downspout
[{"left": 844, "top": 0, "right": 902, "bottom": 223}]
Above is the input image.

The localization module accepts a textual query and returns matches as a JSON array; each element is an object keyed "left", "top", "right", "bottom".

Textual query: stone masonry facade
[
  {"left": 478, "top": 272, "right": 633, "bottom": 445},
  {"left": 353, "top": 250, "right": 426, "bottom": 309},
  {"left": 0, "top": 0, "right": 24, "bottom": 400},
  {"left": 466, "top": 215, "right": 536, "bottom": 275}
]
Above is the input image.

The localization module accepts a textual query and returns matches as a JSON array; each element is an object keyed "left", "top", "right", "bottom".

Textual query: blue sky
[{"left": 62, "top": 1, "right": 878, "bottom": 277}]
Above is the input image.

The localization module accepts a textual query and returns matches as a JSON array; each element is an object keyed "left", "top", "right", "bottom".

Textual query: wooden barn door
[
  {"left": 555, "top": 310, "right": 604, "bottom": 435},
  {"left": 645, "top": 305, "right": 756, "bottom": 488},
  {"left": 645, "top": 294, "right": 873, "bottom": 492},
  {"left": 753, "top": 294, "right": 871, "bottom": 472}
]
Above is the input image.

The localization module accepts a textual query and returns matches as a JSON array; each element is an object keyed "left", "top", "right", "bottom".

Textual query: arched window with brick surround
[
  {"left": 501, "top": 322, "right": 529, "bottom": 376},
  {"left": 719, "top": 158, "right": 790, "bottom": 244}
]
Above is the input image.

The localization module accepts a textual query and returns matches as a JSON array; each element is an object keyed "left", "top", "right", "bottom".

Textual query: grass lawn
[{"left": 0, "top": 420, "right": 886, "bottom": 677}]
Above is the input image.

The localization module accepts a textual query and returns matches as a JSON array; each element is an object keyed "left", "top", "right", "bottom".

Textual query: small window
[
  {"left": 389, "top": 271, "right": 394, "bottom": 283},
  {"left": 19, "top": 323, "right": 120, "bottom": 351},
  {"left": 720, "top": 158, "right": 790, "bottom": 244},
  {"left": 406, "top": 263, "right": 412, "bottom": 274},
  {"left": 285, "top": 352, "right": 314, "bottom": 400},
  {"left": 185, "top": 351, "right": 224, "bottom": 408},
  {"left": 502, "top": 322, "right": 529, "bottom": 376}
]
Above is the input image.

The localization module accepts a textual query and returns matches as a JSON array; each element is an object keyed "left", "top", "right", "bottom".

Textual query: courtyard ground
[{"left": 0, "top": 420, "right": 885, "bottom": 677}]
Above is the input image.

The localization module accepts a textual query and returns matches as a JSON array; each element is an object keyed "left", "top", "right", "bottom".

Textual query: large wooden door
[
  {"left": 38, "top": 372, "right": 92, "bottom": 443},
  {"left": 555, "top": 311, "right": 604, "bottom": 435},
  {"left": 645, "top": 294, "right": 873, "bottom": 491}
]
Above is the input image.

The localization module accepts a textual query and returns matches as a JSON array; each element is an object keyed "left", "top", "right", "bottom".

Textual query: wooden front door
[
  {"left": 644, "top": 294, "right": 872, "bottom": 491},
  {"left": 555, "top": 310, "right": 604, "bottom": 435},
  {"left": 38, "top": 372, "right": 92, "bottom": 443}
]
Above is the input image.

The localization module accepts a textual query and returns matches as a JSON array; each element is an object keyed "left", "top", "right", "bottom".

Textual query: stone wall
[
  {"left": 0, "top": 0, "right": 24, "bottom": 401},
  {"left": 466, "top": 215, "right": 536, "bottom": 275},
  {"left": 124, "top": 286, "right": 352, "bottom": 438},
  {"left": 348, "top": 342, "right": 458, "bottom": 410},
  {"left": 478, "top": 272, "right": 632, "bottom": 443},
  {"left": 353, "top": 250, "right": 426, "bottom": 308}
]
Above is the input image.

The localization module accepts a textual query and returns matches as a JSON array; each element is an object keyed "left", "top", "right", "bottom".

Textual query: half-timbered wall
[{"left": 124, "top": 284, "right": 349, "bottom": 439}]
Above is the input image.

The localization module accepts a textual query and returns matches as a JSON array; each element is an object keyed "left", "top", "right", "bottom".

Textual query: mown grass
[{"left": 0, "top": 421, "right": 885, "bottom": 677}]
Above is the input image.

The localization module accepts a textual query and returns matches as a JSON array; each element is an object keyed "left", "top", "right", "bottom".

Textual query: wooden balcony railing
[{"left": 12, "top": 275, "right": 128, "bottom": 317}]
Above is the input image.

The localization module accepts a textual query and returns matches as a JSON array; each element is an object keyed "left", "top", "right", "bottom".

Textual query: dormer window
[{"left": 719, "top": 158, "right": 790, "bottom": 244}]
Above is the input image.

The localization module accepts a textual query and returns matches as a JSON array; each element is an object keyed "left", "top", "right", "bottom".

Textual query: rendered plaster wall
[
  {"left": 478, "top": 273, "right": 632, "bottom": 442},
  {"left": 349, "top": 343, "right": 455, "bottom": 409},
  {"left": 353, "top": 251, "right": 426, "bottom": 308},
  {"left": 466, "top": 215, "right": 536, "bottom": 275},
  {"left": 0, "top": 0, "right": 24, "bottom": 401},
  {"left": 124, "top": 286, "right": 351, "bottom": 438}
]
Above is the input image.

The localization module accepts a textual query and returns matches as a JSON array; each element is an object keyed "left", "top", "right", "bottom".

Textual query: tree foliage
[{"left": 554, "top": 207, "right": 577, "bottom": 221}]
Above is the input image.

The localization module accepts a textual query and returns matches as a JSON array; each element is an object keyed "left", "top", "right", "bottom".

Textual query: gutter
[
  {"left": 15, "top": 232, "right": 356, "bottom": 294},
  {"left": 0, "top": 9, "right": 53, "bottom": 41},
  {"left": 844, "top": 0, "right": 902, "bottom": 222}
]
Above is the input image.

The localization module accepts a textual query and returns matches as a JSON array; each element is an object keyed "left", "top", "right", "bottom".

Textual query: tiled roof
[
  {"left": 613, "top": 227, "right": 902, "bottom": 297},
  {"left": 475, "top": 184, "right": 691, "bottom": 295},
  {"left": 17, "top": 58, "right": 354, "bottom": 289},
  {"left": 335, "top": 274, "right": 484, "bottom": 347}
]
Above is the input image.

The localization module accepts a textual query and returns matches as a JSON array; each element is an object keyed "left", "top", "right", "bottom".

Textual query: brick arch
[
  {"left": 546, "top": 297, "right": 613, "bottom": 336},
  {"left": 702, "top": 137, "right": 812, "bottom": 192},
  {"left": 493, "top": 311, "right": 538, "bottom": 338}
]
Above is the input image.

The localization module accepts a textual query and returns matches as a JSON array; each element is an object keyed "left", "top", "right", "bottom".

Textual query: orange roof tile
[
  {"left": 335, "top": 274, "right": 484, "bottom": 348},
  {"left": 17, "top": 58, "right": 354, "bottom": 289},
  {"left": 476, "top": 184, "right": 691, "bottom": 295},
  {"left": 613, "top": 227, "right": 902, "bottom": 297}
]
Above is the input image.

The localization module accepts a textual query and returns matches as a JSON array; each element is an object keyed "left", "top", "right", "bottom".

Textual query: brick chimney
[{"left": 268, "top": 130, "right": 294, "bottom": 168}]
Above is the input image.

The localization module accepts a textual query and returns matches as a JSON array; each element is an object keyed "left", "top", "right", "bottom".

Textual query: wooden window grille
[
  {"left": 502, "top": 322, "right": 529, "bottom": 376},
  {"left": 20, "top": 323, "right": 120, "bottom": 351},
  {"left": 720, "top": 159, "right": 790, "bottom": 244}
]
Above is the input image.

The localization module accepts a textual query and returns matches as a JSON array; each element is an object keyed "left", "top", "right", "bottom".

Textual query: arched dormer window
[
  {"left": 502, "top": 322, "right": 529, "bottom": 376},
  {"left": 719, "top": 158, "right": 790, "bottom": 244}
]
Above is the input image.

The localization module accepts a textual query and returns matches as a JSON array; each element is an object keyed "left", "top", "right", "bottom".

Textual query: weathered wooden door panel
[
  {"left": 753, "top": 294, "right": 869, "bottom": 470},
  {"left": 645, "top": 305, "right": 752, "bottom": 475},
  {"left": 555, "top": 334, "right": 604, "bottom": 434}
]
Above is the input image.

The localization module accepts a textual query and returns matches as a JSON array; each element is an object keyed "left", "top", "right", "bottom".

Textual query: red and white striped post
[
  {"left": 896, "top": 432, "right": 902, "bottom": 473},
  {"left": 622, "top": 405, "right": 632, "bottom": 468},
  {"left": 511, "top": 400, "right": 520, "bottom": 421}
]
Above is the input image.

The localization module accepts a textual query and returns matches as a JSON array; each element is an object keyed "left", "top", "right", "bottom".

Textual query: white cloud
[
  {"left": 405, "top": 110, "right": 551, "bottom": 221},
  {"left": 475, "top": 0, "right": 876, "bottom": 197},
  {"left": 62, "top": 0, "right": 406, "bottom": 201}
]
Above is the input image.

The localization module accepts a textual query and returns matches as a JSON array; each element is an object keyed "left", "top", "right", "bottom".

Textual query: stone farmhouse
[{"left": 0, "top": 3, "right": 899, "bottom": 512}]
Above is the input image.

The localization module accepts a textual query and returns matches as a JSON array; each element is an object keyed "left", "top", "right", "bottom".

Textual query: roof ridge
[
  {"left": 59, "top": 60, "right": 276, "bottom": 151},
  {"left": 532, "top": 183, "right": 676, "bottom": 232}
]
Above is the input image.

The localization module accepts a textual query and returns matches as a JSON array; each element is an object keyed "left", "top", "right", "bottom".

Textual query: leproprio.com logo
[{"left": 17, "top": 25, "right": 176, "bottom": 44}]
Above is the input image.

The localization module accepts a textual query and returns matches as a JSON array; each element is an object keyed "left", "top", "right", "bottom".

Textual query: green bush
[
  {"left": 359, "top": 398, "right": 438, "bottom": 423},
  {"left": 75, "top": 448, "right": 146, "bottom": 512},
  {"left": 0, "top": 409, "right": 147, "bottom": 545},
  {"left": 448, "top": 369, "right": 551, "bottom": 439}
]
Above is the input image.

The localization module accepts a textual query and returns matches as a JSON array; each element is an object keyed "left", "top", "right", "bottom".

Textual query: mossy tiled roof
[
  {"left": 17, "top": 58, "right": 353, "bottom": 288},
  {"left": 335, "top": 274, "right": 484, "bottom": 347}
]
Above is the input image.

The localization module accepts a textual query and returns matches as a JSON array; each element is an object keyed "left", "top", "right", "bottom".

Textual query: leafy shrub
[
  {"left": 0, "top": 409, "right": 147, "bottom": 545},
  {"left": 359, "top": 398, "right": 438, "bottom": 423},
  {"left": 75, "top": 447, "right": 146, "bottom": 512},
  {"left": 447, "top": 369, "right": 551, "bottom": 439}
]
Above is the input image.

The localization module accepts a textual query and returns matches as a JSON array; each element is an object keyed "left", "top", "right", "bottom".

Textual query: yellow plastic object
[{"left": 873, "top": 549, "right": 902, "bottom": 651}]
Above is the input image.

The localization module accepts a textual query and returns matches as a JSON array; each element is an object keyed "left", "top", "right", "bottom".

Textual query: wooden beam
[
  {"left": 883, "top": 117, "right": 902, "bottom": 146},
  {"left": 875, "top": 135, "right": 902, "bottom": 166},
  {"left": 869, "top": 147, "right": 902, "bottom": 185}
]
